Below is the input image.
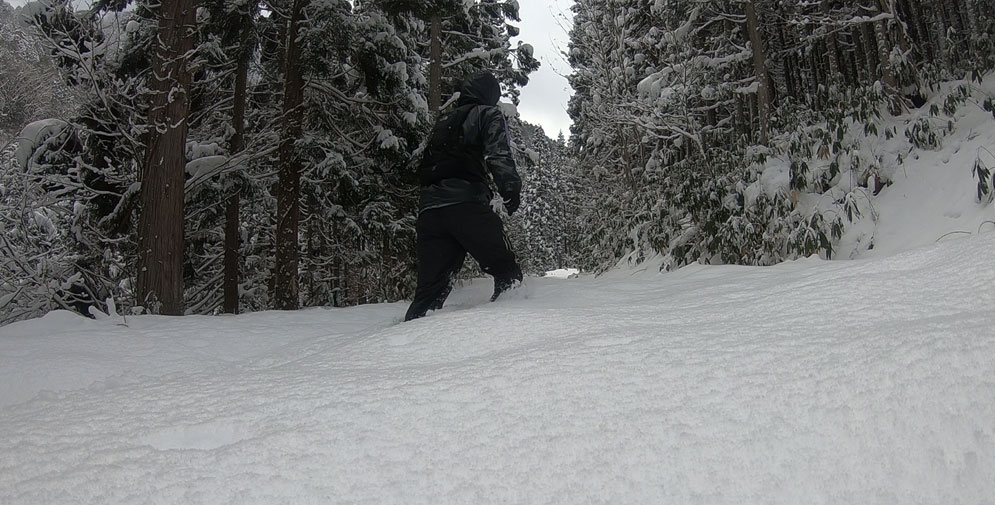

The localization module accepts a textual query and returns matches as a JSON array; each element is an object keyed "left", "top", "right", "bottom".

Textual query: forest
[{"left": 2, "top": 0, "right": 994, "bottom": 324}]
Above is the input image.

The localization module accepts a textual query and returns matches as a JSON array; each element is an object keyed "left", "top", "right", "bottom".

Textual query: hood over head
[{"left": 457, "top": 71, "right": 501, "bottom": 106}]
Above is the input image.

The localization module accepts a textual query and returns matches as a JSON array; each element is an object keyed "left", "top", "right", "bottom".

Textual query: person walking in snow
[{"left": 404, "top": 71, "right": 523, "bottom": 322}]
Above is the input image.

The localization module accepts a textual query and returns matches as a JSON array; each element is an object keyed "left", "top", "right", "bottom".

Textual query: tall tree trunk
[
  {"left": 224, "top": 15, "right": 251, "bottom": 315},
  {"left": 735, "top": 95, "right": 748, "bottom": 139},
  {"left": 303, "top": 193, "right": 316, "bottom": 305},
  {"left": 872, "top": 3, "right": 898, "bottom": 91},
  {"left": 954, "top": 0, "right": 977, "bottom": 65},
  {"left": 273, "top": 0, "right": 308, "bottom": 310},
  {"left": 943, "top": 0, "right": 966, "bottom": 43},
  {"left": 860, "top": 22, "right": 881, "bottom": 85},
  {"left": 775, "top": 23, "right": 794, "bottom": 98},
  {"left": 811, "top": 49, "right": 824, "bottom": 110},
  {"left": 841, "top": 31, "right": 861, "bottom": 87},
  {"left": 137, "top": 0, "right": 198, "bottom": 315},
  {"left": 224, "top": 190, "right": 239, "bottom": 312},
  {"left": 852, "top": 25, "right": 870, "bottom": 84},
  {"left": 744, "top": 0, "right": 770, "bottom": 145},
  {"left": 822, "top": 0, "right": 843, "bottom": 81},
  {"left": 879, "top": 0, "right": 909, "bottom": 54},
  {"left": 932, "top": 2, "right": 952, "bottom": 73},
  {"left": 896, "top": 0, "right": 927, "bottom": 59},
  {"left": 428, "top": 15, "right": 442, "bottom": 113},
  {"left": 956, "top": 0, "right": 977, "bottom": 47}
]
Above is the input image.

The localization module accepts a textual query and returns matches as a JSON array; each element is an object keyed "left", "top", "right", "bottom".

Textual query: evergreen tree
[
  {"left": 272, "top": 0, "right": 310, "bottom": 310},
  {"left": 508, "top": 120, "right": 575, "bottom": 273},
  {"left": 136, "top": 0, "right": 198, "bottom": 314},
  {"left": 181, "top": 0, "right": 262, "bottom": 315},
  {"left": 2, "top": 0, "right": 538, "bottom": 323},
  {"left": 12, "top": 0, "right": 157, "bottom": 318}
]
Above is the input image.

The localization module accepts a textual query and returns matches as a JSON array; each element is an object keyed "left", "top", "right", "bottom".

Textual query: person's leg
[
  {"left": 405, "top": 211, "right": 466, "bottom": 321},
  {"left": 427, "top": 256, "right": 465, "bottom": 311},
  {"left": 448, "top": 204, "right": 522, "bottom": 300}
]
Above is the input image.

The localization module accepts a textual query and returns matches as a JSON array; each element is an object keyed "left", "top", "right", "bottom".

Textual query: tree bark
[
  {"left": 136, "top": 0, "right": 198, "bottom": 315},
  {"left": 223, "top": 13, "right": 251, "bottom": 315},
  {"left": 872, "top": 2, "right": 898, "bottom": 91},
  {"left": 822, "top": 0, "right": 843, "bottom": 82},
  {"left": 744, "top": 0, "right": 770, "bottom": 145},
  {"left": 896, "top": 0, "right": 927, "bottom": 59},
  {"left": 932, "top": 2, "right": 951, "bottom": 73},
  {"left": 852, "top": 25, "right": 869, "bottom": 84},
  {"left": 776, "top": 22, "right": 795, "bottom": 99},
  {"left": 273, "top": 0, "right": 308, "bottom": 310},
  {"left": 429, "top": 15, "right": 442, "bottom": 114},
  {"left": 224, "top": 191, "right": 239, "bottom": 312},
  {"left": 860, "top": 22, "right": 880, "bottom": 85},
  {"left": 956, "top": 0, "right": 977, "bottom": 51}
]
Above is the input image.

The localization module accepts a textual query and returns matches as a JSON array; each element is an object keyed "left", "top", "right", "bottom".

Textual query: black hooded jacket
[{"left": 418, "top": 72, "right": 521, "bottom": 213}]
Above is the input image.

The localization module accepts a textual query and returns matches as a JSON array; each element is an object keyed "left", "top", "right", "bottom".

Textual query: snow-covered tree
[
  {"left": 135, "top": 0, "right": 198, "bottom": 314},
  {"left": 0, "top": 1, "right": 78, "bottom": 143},
  {"left": 0, "top": 120, "right": 89, "bottom": 324},
  {"left": 507, "top": 121, "right": 577, "bottom": 273},
  {"left": 565, "top": 0, "right": 995, "bottom": 273},
  {"left": 4, "top": 0, "right": 153, "bottom": 321},
  {"left": 2, "top": 0, "right": 532, "bottom": 323}
]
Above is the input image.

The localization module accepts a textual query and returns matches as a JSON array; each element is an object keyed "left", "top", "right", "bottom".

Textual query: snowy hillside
[
  {"left": 792, "top": 78, "right": 995, "bottom": 260},
  {"left": 2, "top": 225, "right": 994, "bottom": 503}
]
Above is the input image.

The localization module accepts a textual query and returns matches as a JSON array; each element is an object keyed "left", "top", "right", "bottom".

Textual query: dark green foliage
[{"left": 975, "top": 153, "right": 994, "bottom": 204}]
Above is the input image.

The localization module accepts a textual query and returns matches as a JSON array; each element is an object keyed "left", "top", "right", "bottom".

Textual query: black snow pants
[{"left": 404, "top": 203, "right": 522, "bottom": 321}]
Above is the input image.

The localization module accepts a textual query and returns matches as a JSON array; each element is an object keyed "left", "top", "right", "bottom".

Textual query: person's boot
[
  {"left": 428, "top": 282, "right": 453, "bottom": 311},
  {"left": 490, "top": 275, "right": 522, "bottom": 302}
]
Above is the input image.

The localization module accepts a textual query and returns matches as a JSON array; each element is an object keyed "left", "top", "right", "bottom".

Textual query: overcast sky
[
  {"left": 512, "top": 0, "right": 575, "bottom": 138},
  {"left": 6, "top": 0, "right": 575, "bottom": 137}
]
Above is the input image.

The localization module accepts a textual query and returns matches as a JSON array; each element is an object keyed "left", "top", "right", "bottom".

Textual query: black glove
[{"left": 503, "top": 192, "right": 521, "bottom": 216}]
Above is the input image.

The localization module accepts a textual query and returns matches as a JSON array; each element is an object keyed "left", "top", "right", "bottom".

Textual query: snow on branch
[{"left": 443, "top": 47, "right": 507, "bottom": 69}]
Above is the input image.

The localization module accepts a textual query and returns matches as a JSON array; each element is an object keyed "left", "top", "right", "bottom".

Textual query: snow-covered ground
[
  {"left": 3, "top": 81, "right": 995, "bottom": 503},
  {"left": 2, "top": 229, "right": 994, "bottom": 503}
]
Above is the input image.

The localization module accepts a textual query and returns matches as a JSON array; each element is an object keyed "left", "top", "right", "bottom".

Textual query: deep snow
[{"left": 2, "top": 230, "right": 994, "bottom": 504}]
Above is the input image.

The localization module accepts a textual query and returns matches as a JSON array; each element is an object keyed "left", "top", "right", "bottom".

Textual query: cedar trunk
[
  {"left": 273, "top": 0, "right": 308, "bottom": 310},
  {"left": 136, "top": 0, "right": 198, "bottom": 315},
  {"left": 873, "top": 6, "right": 898, "bottom": 91},
  {"left": 822, "top": 0, "right": 842, "bottom": 81},
  {"left": 223, "top": 14, "right": 252, "bottom": 315},
  {"left": 429, "top": 15, "right": 442, "bottom": 113},
  {"left": 744, "top": 0, "right": 770, "bottom": 145}
]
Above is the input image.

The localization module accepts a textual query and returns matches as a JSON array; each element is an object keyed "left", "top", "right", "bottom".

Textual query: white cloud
[{"left": 513, "top": 0, "right": 574, "bottom": 138}]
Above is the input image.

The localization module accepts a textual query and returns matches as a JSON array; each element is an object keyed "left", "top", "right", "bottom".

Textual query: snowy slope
[
  {"left": 839, "top": 91, "right": 995, "bottom": 259},
  {"left": 2, "top": 230, "right": 994, "bottom": 504},
  {"left": 830, "top": 78, "right": 995, "bottom": 259}
]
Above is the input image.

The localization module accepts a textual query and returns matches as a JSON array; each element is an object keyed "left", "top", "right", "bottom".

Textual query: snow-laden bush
[{"left": 1, "top": 135, "right": 91, "bottom": 324}]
